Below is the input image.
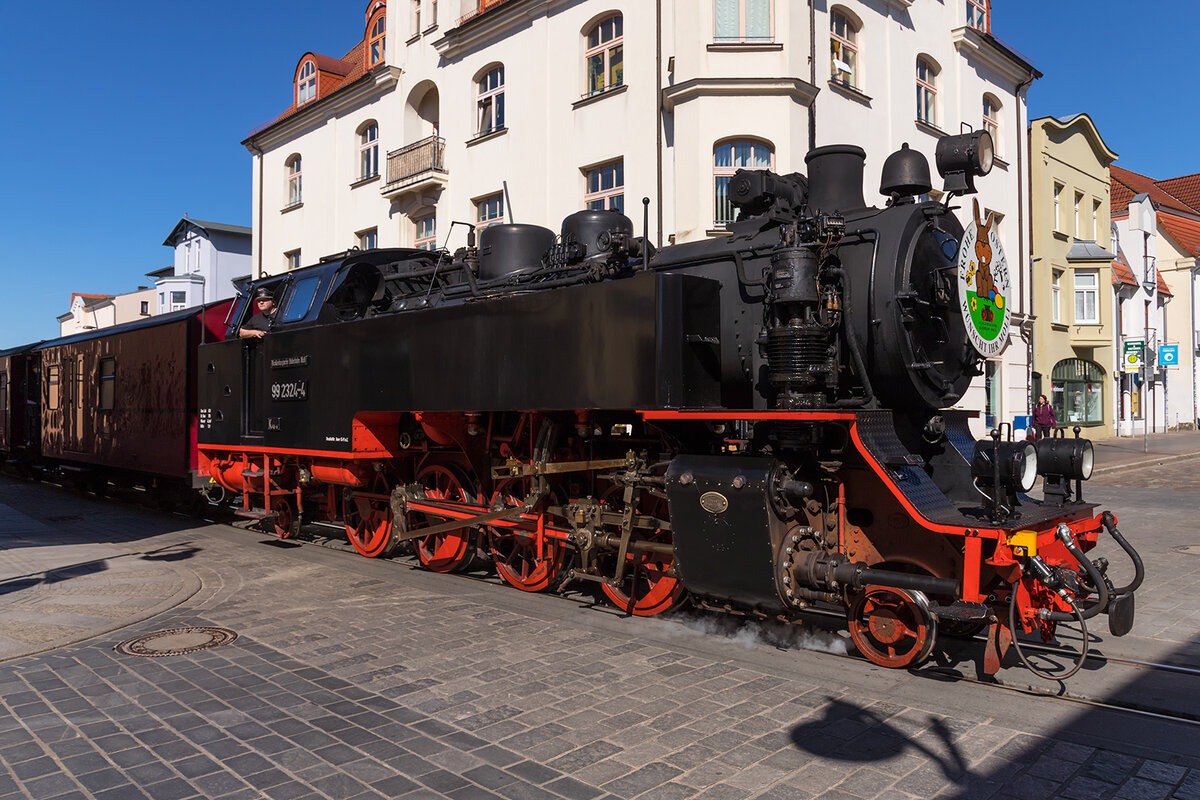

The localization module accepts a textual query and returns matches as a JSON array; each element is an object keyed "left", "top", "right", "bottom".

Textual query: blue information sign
[{"left": 1160, "top": 344, "right": 1179, "bottom": 366}]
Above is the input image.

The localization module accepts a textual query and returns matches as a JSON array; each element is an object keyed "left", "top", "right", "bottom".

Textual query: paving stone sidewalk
[{"left": 1, "top": 477, "right": 1198, "bottom": 800}]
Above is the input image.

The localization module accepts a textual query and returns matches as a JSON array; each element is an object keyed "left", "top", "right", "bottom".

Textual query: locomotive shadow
[
  {"left": 790, "top": 699, "right": 974, "bottom": 783},
  {"left": 0, "top": 475, "right": 203, "bottom": 550},
  {"left": 935, "top": 632, "right": 1200, "bottom": 800}
]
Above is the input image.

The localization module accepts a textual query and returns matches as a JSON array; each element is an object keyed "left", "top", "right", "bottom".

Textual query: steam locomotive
[{"left": 1, "top": 133, "right": 1142, "bottom": 675}]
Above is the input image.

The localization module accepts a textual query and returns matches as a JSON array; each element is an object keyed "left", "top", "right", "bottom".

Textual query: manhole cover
[
  {"left": 1175, "top": 545, "right": 1200, "bottom": 556},
  {"left": 114, "top": 626, "right": 238, "bottom": 657}
]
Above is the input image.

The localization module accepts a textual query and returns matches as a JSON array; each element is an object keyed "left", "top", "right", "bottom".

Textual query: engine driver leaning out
[{"left": 239, "top": 288, "right": 276, "bottom": 339}]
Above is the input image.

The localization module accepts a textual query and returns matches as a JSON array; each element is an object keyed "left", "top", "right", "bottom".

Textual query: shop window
[{"left": 1052, "top": 358, "right": 1104, "bottom": 426}]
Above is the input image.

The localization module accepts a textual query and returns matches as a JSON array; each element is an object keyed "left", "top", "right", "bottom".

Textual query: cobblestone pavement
[{"left": 1, "top": 477, "right": 1199, "bottom": 800}]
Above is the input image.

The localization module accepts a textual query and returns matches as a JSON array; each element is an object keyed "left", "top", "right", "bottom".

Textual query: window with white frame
[
  {"left": 966, "top": 0, "right": 988, "bottom": 31},
  {"left": 368, "top": 11, "right": 386, "bottom": 65},
  {"left": 171, "top": 291, "right": 187, "bottom": 312},
  {"left": 1053, "top": 182, "right": 1063, "bottom": 231},
  {"left": 585, "top": 15, "right": 623, "bottom": 96},
  {"left": 286, "top": 250, "right": 301, "bottom": 271},
  {"left": 297, "top": 61, "right": 316, "bottom": 104},
  {"left": 476, "top": 65, "right": 505, "bottom": 136},
  {"left": 1074, "top": 192, "right": 1083, "bottom": 237},
  {"left": 411, "top": 0, "right": 420, "bottom": 34},
  {"left": 1051, "top": 270, "right": 1062, "bottom": 324},
  {"left": 358, "top": 229, "right": 378, "bottom": 250},
  {"left": 414, "top": 214, "right": 437, "bottom": 250},
  {"left": 286, "top": 155, "right": 302, "bottom": 207},
  {"left": 1092, "top": 199, "right": 1101, "bottom": 240},
  {"left": 476, "top": 194, "right": 504, "bottom": 230},
  {"left": 916, "top": 58, "right": 937, "bottom": 126},
  {"left": 1074, "top": 270, "right": 1098, "bottom": 324},
  {"left": 982, "top": 95, "right": 999, "bottom": 147},
  {"left": 830, "top": 9, "right": 859, "bottom": 88},
  {"left": 584, "top": 160, "right": 624, "bottom": 213},
  {"left": 714, "top": 139, "right": 773, "bottom": 226},
  {"left": 358, "top": 122, "right": 379, "bottom": 179},
  {"left": 714, "top": 0, "right": 772, "bottom": 44}
]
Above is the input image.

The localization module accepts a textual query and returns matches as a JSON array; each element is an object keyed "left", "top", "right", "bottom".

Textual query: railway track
[{"left": 201, "top": 508, "right": 1200, "bottom": 731}]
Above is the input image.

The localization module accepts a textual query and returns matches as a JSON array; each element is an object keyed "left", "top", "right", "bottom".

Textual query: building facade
[
  {"left": 155, "top": 218, "right": 253, "bottom": 314},
  {"left": 1109, "top": 167, "right": 1200, "bottom": 432},
  {"left": 1028, "top": 115, "right": 1118, "bottom": 435},
  {"left": 244, "top": 0, "right": 1035, "bottom": 434},
  {"left": 57, "top": 289, "right": 154, "bottom": 337}
]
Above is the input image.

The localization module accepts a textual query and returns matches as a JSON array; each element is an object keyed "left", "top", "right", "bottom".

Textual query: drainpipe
[
  {"left": 1193, "top": 259, "right": 1199, "bottom": 427},
  {"left": 808, "top": 0, "right": 816, "bottom": 151},
  {"left": 1016, "top": 71, "right": 1035, "bottom": 417},
  {"left": 655, "top": 0, "right": 663, "bottom": 248},
  {"left": 248, "top": 141, "right": 265, "bottom": 279}
]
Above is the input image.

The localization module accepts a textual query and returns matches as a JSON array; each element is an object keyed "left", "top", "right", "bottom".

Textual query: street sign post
[{"left": 1122, "top": 339, "right": 1144, "bottom": 373}]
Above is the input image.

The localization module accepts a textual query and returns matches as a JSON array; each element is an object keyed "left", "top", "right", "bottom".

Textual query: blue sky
[{"left": 0, "top": 1, "right": 1196, "bottom": 347}]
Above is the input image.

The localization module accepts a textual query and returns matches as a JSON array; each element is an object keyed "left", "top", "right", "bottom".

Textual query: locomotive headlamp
[
  {"left": 935, "top": 130, "right": 994, "bottom": 194},
  {"left": 1036, "top": 437, "right": 1095, "bottom": 481},
  {"left": 971, "top": 439, "right": 1038, "bottom": 494}
]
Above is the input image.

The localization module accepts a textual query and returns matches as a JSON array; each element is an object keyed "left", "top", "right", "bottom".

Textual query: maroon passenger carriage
[{"left": 0, "top": 303, "right": 232, "bottom": 496}]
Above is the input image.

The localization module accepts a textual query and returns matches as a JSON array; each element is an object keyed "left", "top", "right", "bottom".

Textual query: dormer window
[
  {"left": 369, "top": 13, "right": 386, "bottom": 65},
  {"left": 297, "top": 61, "right": 316, "bottom": 105}
]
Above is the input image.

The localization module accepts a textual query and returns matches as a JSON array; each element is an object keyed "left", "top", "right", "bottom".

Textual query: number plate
[{"left": 270, "top": 380, "right": 308, "bottom": 402}]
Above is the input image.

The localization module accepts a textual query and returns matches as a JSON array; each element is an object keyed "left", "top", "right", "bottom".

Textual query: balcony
[
  {"left": 456, "top": 0, "right": 514, "bottom": 27},
  {"left": 380, "top": 136, "right": 448, "bottom": 199}
]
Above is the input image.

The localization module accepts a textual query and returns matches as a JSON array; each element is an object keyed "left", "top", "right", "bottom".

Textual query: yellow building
[{"left": 1029, "top": 114, "right": 1118, "bottom": 435}]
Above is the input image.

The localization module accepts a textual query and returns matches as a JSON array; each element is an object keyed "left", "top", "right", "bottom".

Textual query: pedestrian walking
[{"left": 1032, "top": 394, "right": 1056, "bottom": 439}]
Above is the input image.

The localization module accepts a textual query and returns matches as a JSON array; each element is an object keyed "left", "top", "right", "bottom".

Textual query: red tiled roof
[
  {"left": 1157, "top": 212, "right": 1200, "bottom": 257},
  {"left": 1109, "top": 165, "right": 1197, "bottom": 218},
  {"left": 1157, "top": 270, "right": 1173, "bottom": 297},
  {"left": 246, "top": 33, "right": 372, "bottom": 141},
  {"left": 1155, "top": 172, "right": 1200, "bottom": 212},
  {"left": 1110, "top": 253, "right": 1137, "bottom": 287}
]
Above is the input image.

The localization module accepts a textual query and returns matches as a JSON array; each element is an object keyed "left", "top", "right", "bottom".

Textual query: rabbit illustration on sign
[{"left": 971, "top": 199, "right": 997, "bottom": 302}]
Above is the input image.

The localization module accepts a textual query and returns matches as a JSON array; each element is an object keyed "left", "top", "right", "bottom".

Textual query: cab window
[{"left": 281, "top": 275, "right": 322, "bottom": 323}]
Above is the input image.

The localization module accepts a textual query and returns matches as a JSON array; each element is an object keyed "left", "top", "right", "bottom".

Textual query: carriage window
[
  {"left": 98, "top": 358, "right": 116, "bottom": 411},
  {"left": 0, "top": 371, "right": 7, "bottom": 412},
  {"left": 47, "top": 365, "right": 61, "bottom": 410},
  {"left": 281, "top": 276, "right": 322, "bottom": 323}
]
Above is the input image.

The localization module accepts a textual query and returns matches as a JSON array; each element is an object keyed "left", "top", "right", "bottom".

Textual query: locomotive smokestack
[{"left": 804, "top": 145, "right": 866, "bottom": 215}]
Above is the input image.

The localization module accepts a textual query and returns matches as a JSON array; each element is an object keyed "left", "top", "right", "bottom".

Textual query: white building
[
  {"left": 57, "top": 289, "right": 154, "bottom": 337},
  {"left": 244, "top": 0, "right": 1035, "bottom": 433},
  {"left": 155, "top": 218, "right": 253, "bottom": 314},
  {"left": 1110, "top": 166, "right": 1200, "bottom": 433}
]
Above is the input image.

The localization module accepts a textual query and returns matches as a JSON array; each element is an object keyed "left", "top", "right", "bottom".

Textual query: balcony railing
[
  {"left": 382, "top": 136, "right": 447, "bottom": 196},
  {"left": 456, "top": 0, "right": 514, "bottom": 27}
]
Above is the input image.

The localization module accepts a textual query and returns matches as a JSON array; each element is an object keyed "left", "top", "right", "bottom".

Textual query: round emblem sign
[{"left": 957, "top": 199, "right": 1011, "bottom": 358}]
